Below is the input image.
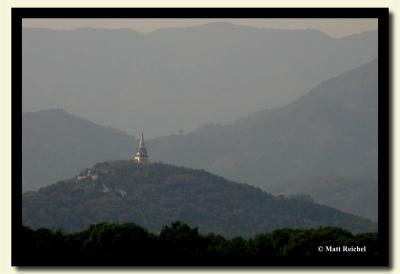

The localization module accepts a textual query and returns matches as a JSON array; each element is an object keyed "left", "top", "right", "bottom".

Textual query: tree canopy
[{"left": 18, "top": 221, "right": 379, "bottom": 266}]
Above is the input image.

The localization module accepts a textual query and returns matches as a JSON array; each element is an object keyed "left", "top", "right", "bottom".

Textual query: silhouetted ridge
[{"left": 19, "top": 222, "right": 379, "bottom": 265}]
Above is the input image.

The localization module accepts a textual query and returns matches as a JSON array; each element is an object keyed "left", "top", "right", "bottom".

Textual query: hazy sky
[{"left": 22, "top": 18, "right": 377, "bottom": 38}]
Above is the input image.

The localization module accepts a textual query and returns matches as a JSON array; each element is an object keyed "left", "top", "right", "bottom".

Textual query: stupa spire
[{"left": 134, "top": 132, "right": 149, "bottom": 164}]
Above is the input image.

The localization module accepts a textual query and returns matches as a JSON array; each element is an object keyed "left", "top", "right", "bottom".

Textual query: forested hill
[
  {"left": 23, "top": 161, "right": 376, "bottom": 238},
  {"left": 22, "top": 60, "right": 379, "bottom": 222}
]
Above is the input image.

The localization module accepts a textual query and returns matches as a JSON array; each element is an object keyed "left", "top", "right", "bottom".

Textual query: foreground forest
[{"left": 18, "top": 222, "right": 379, "bottom": 265}]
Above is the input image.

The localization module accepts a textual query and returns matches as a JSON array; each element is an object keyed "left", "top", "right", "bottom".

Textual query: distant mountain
[
  {"left": 21, "top": 60, "right": 378, "bottom": 221},
  {"left": 269, "top": 176, "right": 378, "bottom": 221},
  {"left": 22, "top": 161, "right": 376, "bottom": 237},
  {"left": 147, "top": 59, "right": 378, "bottom": 219},
  {"left": 22, "top": 25, "right": 377, "bottom": 137},
  {"left": 149, "top": 59, "right": 378, "bottom": 183},
  {"left": 22, "top": 109, "right": 136, "bottom": 191}
]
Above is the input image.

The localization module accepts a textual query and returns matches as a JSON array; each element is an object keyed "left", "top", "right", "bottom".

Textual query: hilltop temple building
[{"left": 134, "top": 132, "right": 149, "bottom": 164}]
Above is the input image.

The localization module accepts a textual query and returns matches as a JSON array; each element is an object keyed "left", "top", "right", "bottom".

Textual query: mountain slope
[
  {"left": 22, "top": 161, "right": 376, "bottom": 238},
  {"left": 22, "top": 25, "right": 377, "bottom": 137},
  {"left": 147, "top": 59, "right": 378, "bottom": 219},
  {"left": 269, "top": 176, "right": 378, "bottom": 221},
  {"left": 149, "top": 59, "right": 378, "bottom": 183},
  {"left": 22, "top": 109, "right": 137, "bottom": 191},
  {"left": 21, "top": 60, "right": 379, "bottom": 220}
]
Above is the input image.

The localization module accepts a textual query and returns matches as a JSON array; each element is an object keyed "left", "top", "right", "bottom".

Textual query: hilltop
[{"left": 23, "top": 161, "right": 376, "bottom": 238}]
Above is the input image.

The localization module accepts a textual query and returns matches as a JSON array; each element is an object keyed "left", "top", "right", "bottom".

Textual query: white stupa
[{"left": 134, "top": 132, "right": 149, "bottom": 164}]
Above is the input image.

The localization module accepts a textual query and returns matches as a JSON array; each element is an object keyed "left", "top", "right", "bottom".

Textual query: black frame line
[{"left": 11, "top": 7, "right": 390, "bottom": 267}]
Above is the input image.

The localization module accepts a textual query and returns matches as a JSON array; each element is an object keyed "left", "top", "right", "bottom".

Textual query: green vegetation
[
  {"left": 19, "top": 221, "right": 379, "bottom": 265},
  {"left": 23, "top": 161, "right": 376, "bottom": 237}
]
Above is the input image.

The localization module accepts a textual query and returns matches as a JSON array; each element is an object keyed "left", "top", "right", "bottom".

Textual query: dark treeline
[{"left": 18, "top": 221, "right": 379, "bottom": 266}]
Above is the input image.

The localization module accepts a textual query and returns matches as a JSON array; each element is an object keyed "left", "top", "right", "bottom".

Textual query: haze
[
  {"left": 22, "top": 20, "right": 377, "bottom": 138},
  {"left": 23, "top": 18, "right": 377, "bottom": 38}
]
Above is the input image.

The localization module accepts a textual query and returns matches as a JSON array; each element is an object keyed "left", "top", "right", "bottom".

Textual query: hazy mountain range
[
  {"left": 269, "top": 176, "right": 377, "bottom": 221},
  {"left": 22, "top": 161, "right": 376, "bottom": 237},
  {"left": 22, "top": 59, "right": 378, "bottom": 221},
  {"left": 148, "top": 59, "right": 378, "bottom": 220},
  {"left": 22, "top": 24, "right": 377, "bottom": 138},
  {"left": 148, "top": 59, "right": 378, "bottom": 187},
  {"left": 22, "top": 109, "right": 137, "bottom": 191}
]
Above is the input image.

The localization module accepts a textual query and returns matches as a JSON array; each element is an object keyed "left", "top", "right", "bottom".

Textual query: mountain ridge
[
  {"left": 22, "top": 160, "right": 376, "bottom": 238},
  {"left": 146, "top": 59, "right": 378, "bottom": 220},
  {"left": 148, "top": 58, "right": 378, "bottom": 183},
  {"left": 22, "top": 59, "right": 378, "bottom": 222},
  {"left": 22, "top": 108, "right": 137, "bottom": 191},
  {"left": 22, "top": 25, "right": 377, "bottom": 137}
]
